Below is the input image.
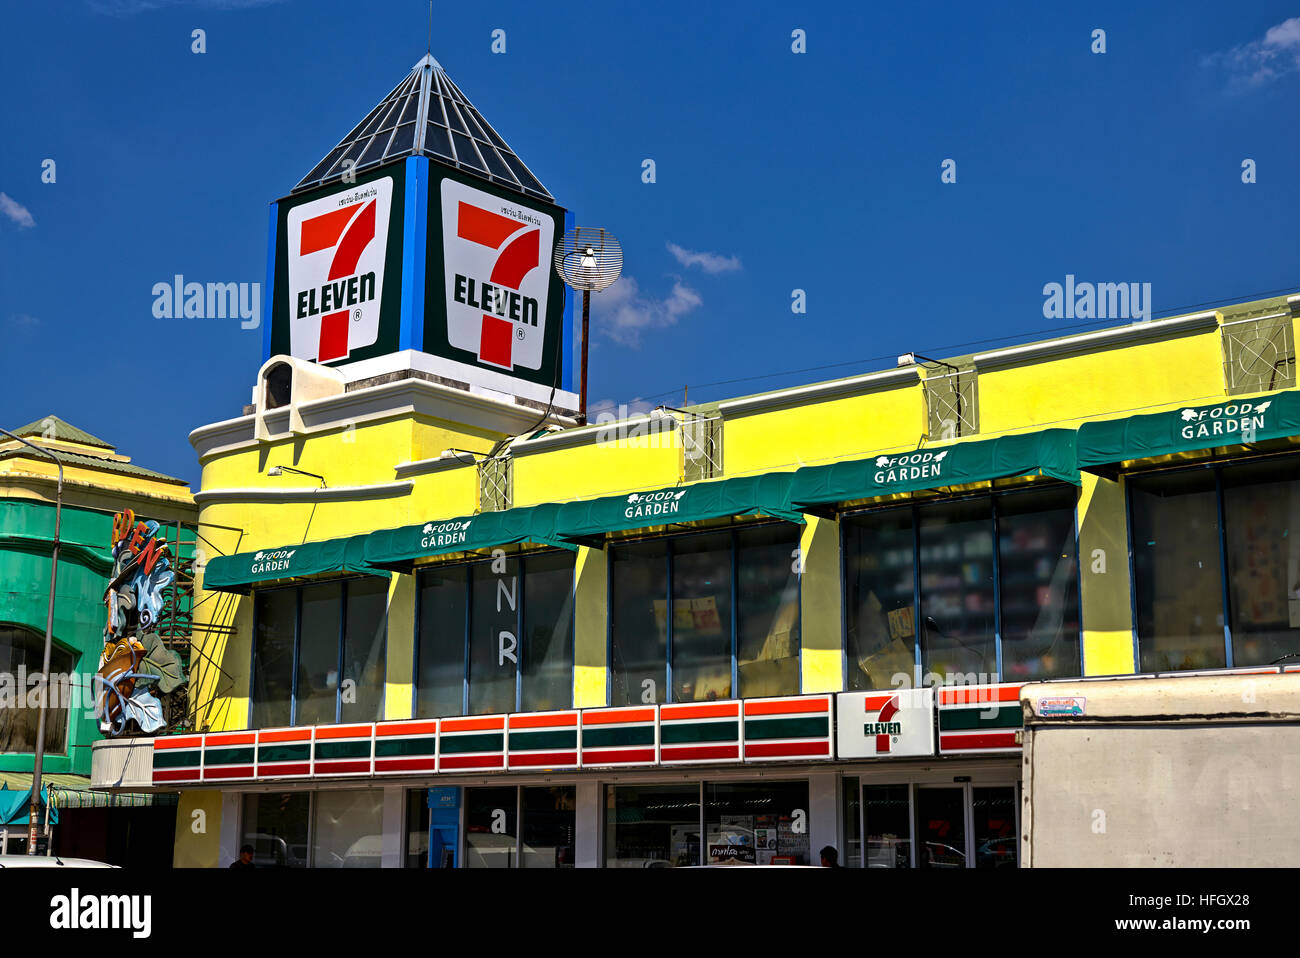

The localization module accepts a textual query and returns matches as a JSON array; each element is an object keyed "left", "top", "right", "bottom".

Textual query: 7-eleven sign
[
  {"left": 836, "top": 688, "right": 936, "bottom": 758},
  {"left": 441, "top": 178, "right": 555, "bottom": 372},
  {"left": 286, "top": 177, "right": 393, "bottom": 363}
]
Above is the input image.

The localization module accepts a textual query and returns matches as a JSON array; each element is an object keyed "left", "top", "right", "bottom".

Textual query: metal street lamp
[
  {"left": 0, "top": 427, "right": 64, "bottom": 855},
  {"left": 267, "top": 465, "right": 326, "bottom": 487}
]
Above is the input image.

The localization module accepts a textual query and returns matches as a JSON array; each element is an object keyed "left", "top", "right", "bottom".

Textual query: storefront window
[
  {"left": 611, "top": 524, "right": 802, "bottom": 706},
  {"left": 863, "top": 784, "right": 911, "bottom": 868},
  {"left": 1130, "top": 470, "right": 1226, "bottom": 671},
  {"left": 469, "top": 561, "right": 517, "bottom": 715},
  {"left": 251, "top": 588, "right": 295, "bottom": 728},
  {"left": 521, "top": 786, "right": 576, "bottom": 868},
  {"left": 920, "top": 499, "right": 996, "bottom": 680},
  {"left": 342, "top": 577, "right": 387, "bottom": 722},
  {"left": 251, "top": 577, "right": 388, "bottom": 727},
  {"left": 415, "top": 567, "right": 468, "bottom": 716},
  {"left": 843, "top": 487, "right": 1081, "bottom": 686},
  {"left": 1131, "top": 457, "right": 1300, "bottom": 672},
  {"left": 415, "top": 552, "right": 574, "bottom": 717},
  {"left": 997, "top": 488, "right": 1081, "bottom": 679},
  {"left": 296, "top": 583, "right": 342, "bottom": 726},
  {"left": 672, "top": 533, "right": 733, "bottom": 702},
  {"left": 1222, "top": 460, "right": 1300, "bottom": 667},
  {"left": 736, "top": 524, "right": 802, "bottom": 698},
  {"left": 973, "top": 786, "right": 1018, "bottom": 869},
  {"left": 465, "top": 786, "right": 518, "bottom": 868},
  {"left": 405, "top": 788, "right": 429, "bottom": 869},
  {"left": 844, "top": 510, "right": 916, "bottom": 691},
  {"left": 841, "top": 776, "right": 862, "bottom": 868},
  {"left": 610, "top": 539, "right": 669, "bottom": 706},
  {"left": 241, "top": 792, "right": 309, "bottom": 868},
  {"left": 704, "top": 780, "right": 809, "bottom": 865},
  {"left": 312, "top": 789, "right": 384, "bottom": 868},
  {"left": 605, "top": 783, "right": 699, "bottom": 867},
  {"left": 0, "top": 626, "right": 73, "bottom": 755}
]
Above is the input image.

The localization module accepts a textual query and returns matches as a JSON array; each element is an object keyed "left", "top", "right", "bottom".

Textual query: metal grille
[
  {"left": 924, "top": 370, "right": 978, "bottom": 439},
  {"left": 681, "top": 415, "right": 724, "bottom": 481},
  {"left": 1222, "top": 314, "right": 1295, "bottom": 395},
  {"left": 478, "top": 456, "right": 513, "bottom": 513}
]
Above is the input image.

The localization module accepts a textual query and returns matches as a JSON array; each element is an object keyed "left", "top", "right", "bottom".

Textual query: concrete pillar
[
  {"left": 808, "top": 770, "right": 840, "bottom": 866},
  {"left": 217, "top": 790, "right": 242, "bottom": 867},
  {"left": 381, "top": 785, "right": 405, "bottom": 867},
  {"left": 574, "top": 780, "right": 602, "bottom": 868}
]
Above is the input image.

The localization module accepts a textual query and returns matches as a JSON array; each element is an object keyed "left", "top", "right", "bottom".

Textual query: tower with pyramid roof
[{"left": 265, "top": 54, "right": 575, "bottom": 415}]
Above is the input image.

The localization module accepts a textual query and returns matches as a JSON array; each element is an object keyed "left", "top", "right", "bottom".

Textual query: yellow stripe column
[
  {"left": 1077, "top": 472, "right": 1138, "bottom": 675},
  {"left": 800, "top": 515, "right": 844, "bottom": 693},
  {"left": 573, "top": 546, "right": 609, "bottom": 706}
]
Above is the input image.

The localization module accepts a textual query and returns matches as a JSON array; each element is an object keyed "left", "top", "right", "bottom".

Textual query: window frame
[
  {"left": 0, "top": 624, "right": 76, "bottom": 756},
  {"left": 247, "top": 575, "right": 388, "bottom": 728},
  {"left": 411, "top": 548, "right": 576, "bottom": 718},
  {"left": 1124, "top": 450, "right": 1300, "bottom": 673},
  {"left": 605, "top": 521, "right": 805, "bottom": 707},
  {"left": 838, "top": 483, "right": 1083, "bottom": 688}
]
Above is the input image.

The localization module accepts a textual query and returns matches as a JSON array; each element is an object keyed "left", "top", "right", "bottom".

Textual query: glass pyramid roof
[{"left": 293, "top": 54, "right": 553, "bottom": 202}]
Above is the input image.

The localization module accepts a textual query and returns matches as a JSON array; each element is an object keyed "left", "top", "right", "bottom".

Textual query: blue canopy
[{"left": 0, "top": 784, "right": 58, "bottom": 826}]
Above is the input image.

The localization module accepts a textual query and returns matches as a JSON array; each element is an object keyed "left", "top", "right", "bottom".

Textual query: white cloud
[
  {"left": 7, "top": 314, "right": 41, "bottom": 330},
  {"left": 666, "top": 242, "right": 742, "bottom": 274},
  {"left": 589, "top": 275, "right": 702, "bottom": 347},
  {"left": 1204, "top": 17, "right": 1300, "bottom": 90},
  {"left": 0, "top": 193, "right": 35, "bottom": 229}
]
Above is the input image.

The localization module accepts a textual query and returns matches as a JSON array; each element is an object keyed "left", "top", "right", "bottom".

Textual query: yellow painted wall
[
  {"left": 725, "top": 383, "right": 926, "bottom": 475},
  {"left": 172, "top": 791, "right": 222, "bottom": 867},
  {"left": 513, "top": 436, "right": 681, "bottom": 506},
  {"left": 978, "top": 332, "right": 1226, "bottom": 435},
  {"left": 385, "top": 574, "right": 415, "bottom": 721}
]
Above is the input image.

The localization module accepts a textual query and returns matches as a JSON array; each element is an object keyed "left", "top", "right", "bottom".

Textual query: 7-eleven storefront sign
[
  {"left": 836, "top": 688, "right": 936, "bottom": 759},
  {"left": 440, "top": 177, "right": 555, "bottom": 373},
  {"left": 286, "top": 176, "right": 394, "bottom": 363}
]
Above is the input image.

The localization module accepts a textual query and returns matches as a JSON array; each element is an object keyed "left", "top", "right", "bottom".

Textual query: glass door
[{"left": 915, "top": 786, "right": 968, "bottom": 869}]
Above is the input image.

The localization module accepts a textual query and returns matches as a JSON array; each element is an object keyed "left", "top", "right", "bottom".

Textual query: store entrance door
[{"left": 915, "top": 786, "right": 967, "bottom": 869}]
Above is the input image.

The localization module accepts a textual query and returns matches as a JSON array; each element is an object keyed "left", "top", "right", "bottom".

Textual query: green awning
[
  {"left": 203, "top": 534, "right": 388, "bottom": 593},
  {"left": 1077, "top": 390, "right": 1300, "bottom": 470},
  {"left": 363, "top": 504, "right": 576, "bottom": 572},
  {"left": 550, "top": 472, "right": 804, "bottom": 544},
  {"left": 788, "top": 428, "right": 1080, "bottom": 510}
]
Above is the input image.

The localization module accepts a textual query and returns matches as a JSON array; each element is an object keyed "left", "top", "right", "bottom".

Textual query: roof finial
[{"left": 427, "top": 1, "right": 432, "bottom": 57}]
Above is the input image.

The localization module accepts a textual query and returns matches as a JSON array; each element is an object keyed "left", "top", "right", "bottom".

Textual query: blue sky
[{"left": 3, "top": 0, "right": 1300, "bottom": 486}]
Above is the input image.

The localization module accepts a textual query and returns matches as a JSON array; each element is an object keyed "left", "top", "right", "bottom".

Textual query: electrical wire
[{"left": 623, "top": 282, "right": 1300, "bottom": 409}]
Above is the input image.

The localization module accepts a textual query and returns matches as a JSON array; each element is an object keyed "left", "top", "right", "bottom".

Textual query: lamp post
[{"left": 0, "top": 427, "right": 64, "bottom": 855}]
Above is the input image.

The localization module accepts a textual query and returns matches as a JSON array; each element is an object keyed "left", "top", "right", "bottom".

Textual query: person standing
[
  {"left": 229, "top": 844, "right": 256, "bottom": 868},
  {"left": 819, "top": 845, "right": 840, "bottom": 867}
]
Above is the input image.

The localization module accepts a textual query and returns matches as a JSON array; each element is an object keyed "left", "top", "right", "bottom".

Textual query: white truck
[{"left": 1020, "top": 670, "right": 1300, "bottom": 867}]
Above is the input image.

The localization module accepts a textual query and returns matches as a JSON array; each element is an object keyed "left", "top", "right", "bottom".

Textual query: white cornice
[
  {"left": 973, "top": 311, "right": 1220, "bottom": 371},
  {"left": 393, "top": 455, "right": 476, "bottom": 479},
  {"left": 510, "top": 414, "right": 676, "bottom": 456},
  {"left": 192, "top": 480, "right": 412, "bottom": 505},
  {"left": 716, "top": 367, "right": 919, "bottom": 417},
  {"left": 189, "top": 377, "right": 573, "bottom": 462}
]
